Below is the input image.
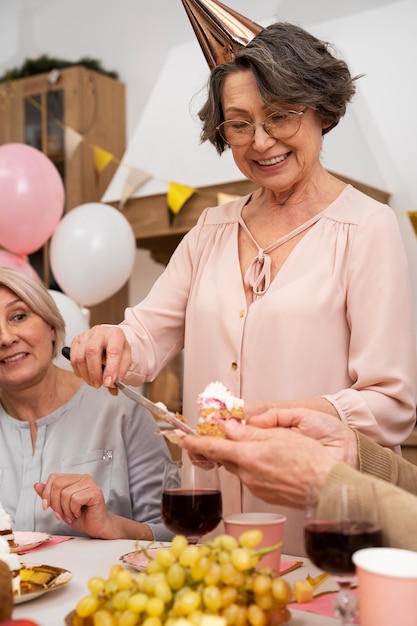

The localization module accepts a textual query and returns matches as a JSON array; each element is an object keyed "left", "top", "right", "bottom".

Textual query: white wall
[{"left": 1, "top": 0, "right": 417, "bottom": 317}]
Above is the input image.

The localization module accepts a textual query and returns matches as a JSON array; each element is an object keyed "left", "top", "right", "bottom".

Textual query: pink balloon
[
  {"left": 0, "top": 249, "right": 41, "bottom": 282},
  {"left": 0, "top": 143, "right": 65, "bottom": 255}
]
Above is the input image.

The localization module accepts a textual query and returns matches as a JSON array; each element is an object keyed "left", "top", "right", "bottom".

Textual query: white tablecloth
[{"left": 13, "top": 537, "right": 339, "bottom": 625}]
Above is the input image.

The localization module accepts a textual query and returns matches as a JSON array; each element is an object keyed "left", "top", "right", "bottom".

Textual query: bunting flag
[
  {"left": 64, "top": 126, "right": 84, "bottom": 162},
  {"left": 119, "top": 167, "right": 154, "bottom": 209},
  {"left": 167, "top": 181, "right": 196, "bottom": 214},
  {"left": 92, "top": 145, "right": 115, "bottom": 177},
  {"left": 217, "top": 192, "right": 243, "bottom": 204},
  {"left": 9, "top": 93, "right": 233, "bottom": 212},
  {"left": 408, "top": 212, "right": 417, "bottom": 238}
]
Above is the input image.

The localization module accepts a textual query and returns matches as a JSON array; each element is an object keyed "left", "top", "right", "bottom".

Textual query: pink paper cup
[
  {"left": 353, "top": 547, "right": 417, "bottom": 626},
  {"left": 223, "top": 512, "right": 286, "bottom": 573}
]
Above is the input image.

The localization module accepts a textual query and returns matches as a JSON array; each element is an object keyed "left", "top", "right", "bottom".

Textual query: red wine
[
  {"left": 305, "top": 520, "right": 383, "bottom": 575},
  {"left": 162, "top": 488, "right": 222, "bottom": 536}
]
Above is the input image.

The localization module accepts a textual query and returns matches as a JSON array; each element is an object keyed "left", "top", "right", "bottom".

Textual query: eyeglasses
[{"left": 216, "top": 109, "right": 306, "bottom": 146}]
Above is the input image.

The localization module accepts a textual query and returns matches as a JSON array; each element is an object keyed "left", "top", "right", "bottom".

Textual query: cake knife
[{"left": 61, "top": 346, "right": 196, "bottom": 435}]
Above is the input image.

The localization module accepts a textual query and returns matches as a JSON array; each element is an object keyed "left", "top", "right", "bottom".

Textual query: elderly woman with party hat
[
  {"left": 67, "top": 4, "right": 417, "bottom": 555},
  {"left": 0, "top": 267, "right": 172, "bottom": 540}
]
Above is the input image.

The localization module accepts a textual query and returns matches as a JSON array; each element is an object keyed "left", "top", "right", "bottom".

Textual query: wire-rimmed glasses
[{"left": 216, "top": 109, "right": 306, "bottom": 146}]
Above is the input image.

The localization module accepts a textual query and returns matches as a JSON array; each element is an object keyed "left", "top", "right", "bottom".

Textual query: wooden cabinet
[{"left": 0, "top": 66, "right": 128, "bottom": 325}]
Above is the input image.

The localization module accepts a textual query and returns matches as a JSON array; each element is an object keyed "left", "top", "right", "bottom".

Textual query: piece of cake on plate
[
  {"left": 197, "top": 381, "right": 245, "bottom": 437},
  {"left": 0, "top": 503, "right": 15, "bottom": 548},
  {"left": 0, "top": 537, "right": 21, "bottom": 597}
]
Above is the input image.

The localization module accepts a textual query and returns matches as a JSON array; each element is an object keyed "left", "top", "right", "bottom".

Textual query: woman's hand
[
  {"left": 34, "top": 473, "right": 117, "bottom": 538},
  {"left": 69, "top": 325, "right": 132, "bottom": 391}
]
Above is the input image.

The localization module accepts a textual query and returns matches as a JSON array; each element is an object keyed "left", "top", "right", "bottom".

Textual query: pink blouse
[{"left": 121, "top": 184, "right": 417, "bottom": 554}]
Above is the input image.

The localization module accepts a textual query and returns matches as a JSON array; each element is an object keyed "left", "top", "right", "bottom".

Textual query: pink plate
[{"left": 11, "top": 531, "right": 51, "bottom": 553}]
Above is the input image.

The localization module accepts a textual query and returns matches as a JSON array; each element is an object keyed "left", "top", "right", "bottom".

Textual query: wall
[{"left": 1, "top": 0, "right": 417, "bottom": 322}]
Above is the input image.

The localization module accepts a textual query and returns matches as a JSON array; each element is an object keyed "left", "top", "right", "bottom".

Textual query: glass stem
[{"left": 332, "top": 581, "right": 357, "bottom": 625}]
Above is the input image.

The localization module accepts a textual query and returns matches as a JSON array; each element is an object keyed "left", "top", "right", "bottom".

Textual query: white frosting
[
  {"left": 198, "top": 381, "right": 244, "bottom": 412},
  {"left": 0, "top": 502, "right": 12, "bottom": 532},
  {"left": 0, "top": 536, "right": 20, "bottom": 570}
]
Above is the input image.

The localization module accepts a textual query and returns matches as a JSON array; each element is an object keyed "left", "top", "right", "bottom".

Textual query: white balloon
[
  {"left": 49, "top": 290, "right": 90, "bottom": 370},
  {"left": 50, "top": 203, "right": 136, "bottom": 306}
]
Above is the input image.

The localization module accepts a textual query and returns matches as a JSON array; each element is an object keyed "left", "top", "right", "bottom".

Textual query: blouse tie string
[
  {"left": 245, "top": 249, "right": 272, "bottom": 298},
  {"left": 239, "top": 212, "right": 324, "bottom": 301}
]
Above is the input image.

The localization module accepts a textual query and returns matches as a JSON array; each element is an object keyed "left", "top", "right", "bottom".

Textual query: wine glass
[
  {"left": 162, "top": 458, "right": 222, "bottom": 543},
  {"left": 304, "top": 481, "right": 383, "bottom": 624}
]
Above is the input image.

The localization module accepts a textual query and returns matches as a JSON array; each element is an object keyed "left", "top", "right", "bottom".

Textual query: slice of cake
[
  {"left": 0, "top": 537, "right": 21, "bottom": 597},
  {"left": 0, "top": 503, "right": 15, "bottom": 548},
  {"left": 197, "top": 381, "right": 245, "bottom": 437}
]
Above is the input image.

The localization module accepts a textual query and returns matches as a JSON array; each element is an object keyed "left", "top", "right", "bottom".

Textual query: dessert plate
[
  {"left": 120, "top": 541, "right": 172, "bottom": 572},
  {"left": 11, "top": 531, "right": 51, "bottom": 553},
  {"left": 14, "top": 563, "right": 73, "bottom": 604}
]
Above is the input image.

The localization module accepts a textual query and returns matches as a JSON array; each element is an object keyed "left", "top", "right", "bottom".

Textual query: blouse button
[
  {"left": 239, "top": 310, "right": 245, "bottom": 318},
  {"left": 231, "top": 361, "right": 238, "bottom": 370}
]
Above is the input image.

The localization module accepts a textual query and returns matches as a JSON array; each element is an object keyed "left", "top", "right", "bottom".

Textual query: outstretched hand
[{"left": 179, "top": 407, "right": 358, "bottom": 507}]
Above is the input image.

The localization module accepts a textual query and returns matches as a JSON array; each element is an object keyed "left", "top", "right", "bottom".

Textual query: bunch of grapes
[{"left": 72, "top": 531, "right": 292, "bottom": 626}]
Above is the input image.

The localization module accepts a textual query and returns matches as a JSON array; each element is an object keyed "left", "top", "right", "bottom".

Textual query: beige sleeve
[{"left": 356, "top": 431, "right": 417, "bottom": 495}]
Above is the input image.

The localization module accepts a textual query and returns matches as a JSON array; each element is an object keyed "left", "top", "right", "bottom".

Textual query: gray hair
[
  {"left": 199, "top": 22, "right": 360, "bottom": 154},
  {"left": 0, "top": 267, "right": 65, "bottom": 359}
]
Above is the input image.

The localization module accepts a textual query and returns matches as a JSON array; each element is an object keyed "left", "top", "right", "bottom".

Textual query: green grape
[
  {"left": 252, "top": 574, "right": 272, "bottom": 596},
  {"left": 271, "top": 577, "right": 292, "bottom": 604},
  {"left": 167, "top": 563, "right": 187, "bottom": 590},
  {"left": 188, "top": 609, "right": 204, "bottom": 625},
  {"left": 156, "top": 547, "right": 176, "bottom": 569},
  {"left": 109, "top": 565, "right": 125, "bottom": 580},
  {"left": 92, "top": 609, "right": 118, "bottom": 626},
  {"left": 179, "top": 545, "right": 200, "bottom": 567},
  {"left": 204, "top": 562, "right": 221, "bottom": 586},
  {"left": 154, "top": 578, "right": 173, "bottom": 603},
  {"left": 146, "top": 596, "right": 165, "bottom": 617},
  {"left": 76, "top": 594, "right": 101, "bottom": 617},
  {"left": 143, "top": 572, "right": 165, "bottom": 594},
  {"left": 142, "top": 617, "right": 163, "bottom": 626},
  {"left": 247, "top": 603, "right": 268, "bottom": 626},
  {"left": 112, "top": 590, "right": 131, "bottom": 611},
  {"left": 230, "top": 548, "right": 252, "bottom": 572},
  {"left": 134, "top": 572, "right": 147, "bottom": 591},
  {"left": 190, "top": 555, "right": 211, "bottom": 580},
  {"left": 254, "top": 592, "right": 274, "bottom": 612},
  {"left": 216, "top": 550, "right": 231, "bottom": 565},
  {"left": 116, "top": 569, "right": 134, "bottom": 591},
  {"left": 88, "top": 576, "right": 106, "bottom": 596},
  {"left": 219, "top": 562, "right": 237, "bottom": 585},
  {"left": 147, "top": 559, "right": 164, "bottom": 574},
  {"left": 234, "top": 604, "right": 248, "bottom": 626},
  {"left": 118, "top": 609, "right": 140, "bottom": 626},
  {"left": 202, "top": 585, "right": 222, "bottom": 612},
  {"left": 104, "top": 579, "right": 120, "bottom": 597},
  {"left": 174, "top": 589, "right": 201, "bottom": 616},
  {"left": 238, "top": 530, "right": 263, "bottom": 549},
  {"left": 171, "top": 535, "right": 189, "bottom": 557},
  {"left": 127, "top": 592, "right": 148, "bottom": 613},
  {"left": 220, "top": 586, "right": 238, "bottom": 607},
  {"left": 213, "top": 535, "right": 239, "bottom": 552}
]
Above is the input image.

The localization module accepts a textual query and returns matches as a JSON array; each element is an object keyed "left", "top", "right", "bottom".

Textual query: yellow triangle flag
[
  {"left": 92, "top": 146, "right": 114, "bottom": 176},
  {"left": 167, "top": 182, "right": 196, "bottom": 215},
  {"left": 119, "top": 167, "right": 153, "bottom": 209},
  {"left": 64, "top": 127, "right": 84, "bottom": 162},
  {"left": 408, "top": 212, "right": 417, "bottom": 238},
  {"left": 217, "top": 192, "right": 243, "bottom": 204}
]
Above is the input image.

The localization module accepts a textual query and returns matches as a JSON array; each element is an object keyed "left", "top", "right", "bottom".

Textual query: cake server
[{"left": 61, "top": 346, "right": 196, "bottom": 435}]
